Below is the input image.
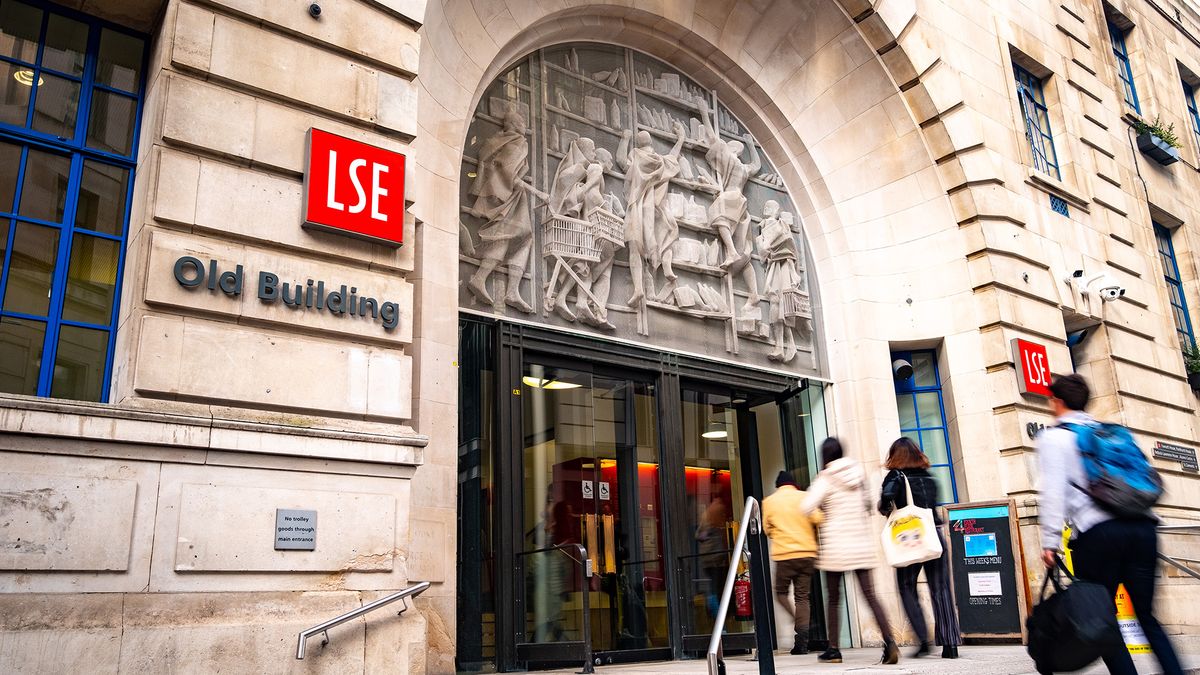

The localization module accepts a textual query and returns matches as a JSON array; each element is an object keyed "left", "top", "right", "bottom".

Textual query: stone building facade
[{"left": 0, "top": 0, "right": 1197, "bottom": 674}]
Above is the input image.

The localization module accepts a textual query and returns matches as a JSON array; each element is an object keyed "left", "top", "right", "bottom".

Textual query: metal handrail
[
  {"left": 1159, "top": 524, "right": 1200, "bottom": 581},
  {"left": 515, "top": 543, "right": 595, "bottom": 674},
  {"left": 296, "top": 581, "right": 430, "bottom": 659},
  {"left": 707, "top": 496, "right": 772, "bottom": 675}
]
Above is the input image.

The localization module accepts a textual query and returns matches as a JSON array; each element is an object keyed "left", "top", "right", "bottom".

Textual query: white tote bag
[{"left": 880, "top": 473, "right": 943, "bottom": 568}]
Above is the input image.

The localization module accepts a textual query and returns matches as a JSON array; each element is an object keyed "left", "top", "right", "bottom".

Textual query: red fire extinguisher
[{"left": 733, "top": 573, "right": 753, "bottom": 620}]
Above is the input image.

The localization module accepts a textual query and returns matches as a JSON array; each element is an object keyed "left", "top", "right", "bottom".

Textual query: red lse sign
[
  {"left": 303, "top": 128, "right": 406, "bottom": 247},
  {"left": 1012, "top": 338, "right": 1052, "bottom": 398}
]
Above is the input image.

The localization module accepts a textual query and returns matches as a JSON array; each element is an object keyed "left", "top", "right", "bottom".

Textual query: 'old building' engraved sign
[{"left": 275, "top": 509, "right": 318, "bottom": 550}]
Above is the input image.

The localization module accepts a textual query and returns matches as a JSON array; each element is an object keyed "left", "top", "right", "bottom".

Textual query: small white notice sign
[
  {"left": 275, "top": 509, "right": 317, "bottom": 550},
  {"left": 582, "top": 480, "right": 594, "bottom": 499},
  {"left": 968, "top": 571, "right": 1003, "bottom": 596},
  {"left": 599, "top": 482, "right": 610, "bottom": 501}
]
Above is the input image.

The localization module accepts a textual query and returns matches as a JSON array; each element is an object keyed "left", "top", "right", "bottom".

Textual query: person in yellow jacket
[{"left": 762, "top": 470, "right": 823, "bottom": 655}]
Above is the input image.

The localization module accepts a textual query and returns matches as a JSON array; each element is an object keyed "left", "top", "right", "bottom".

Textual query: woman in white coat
[{"left": 802, "top": 437, "right": 899, "bottom": 665}]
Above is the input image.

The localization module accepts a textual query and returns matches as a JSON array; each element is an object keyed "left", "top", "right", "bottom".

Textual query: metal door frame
[{"left": 480, "top": 317, "right": 809, "bottom": 671}]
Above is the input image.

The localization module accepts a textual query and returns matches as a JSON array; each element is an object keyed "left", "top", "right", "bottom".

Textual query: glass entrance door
[
  {"left": 455, "top": 318, "right": 832, "bottom": 672},
  {"left": 518, "top": 361, "right": 669, "bottom": 666}
]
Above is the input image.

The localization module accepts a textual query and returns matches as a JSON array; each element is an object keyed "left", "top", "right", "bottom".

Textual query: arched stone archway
[{"left": 411, "top": 2, "right": 982, "bottom": 670}]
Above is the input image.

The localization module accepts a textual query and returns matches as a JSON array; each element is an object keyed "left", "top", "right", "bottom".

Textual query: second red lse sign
[
  {"left": 303, "top": 128, "right": 407, "bottom": 247},
  {"left": 1012, "top": 338, "right": 1052, "bottom": 398}
]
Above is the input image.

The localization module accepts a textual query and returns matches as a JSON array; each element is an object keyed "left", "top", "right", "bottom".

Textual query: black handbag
[{"left": 1026, "top": 557, "right": 1122, "bottom": 674}]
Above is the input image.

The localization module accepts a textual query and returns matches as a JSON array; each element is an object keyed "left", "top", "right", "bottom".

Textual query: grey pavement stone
[{"left": 540, "top": 644, "right": 1200, "bottom": 675}]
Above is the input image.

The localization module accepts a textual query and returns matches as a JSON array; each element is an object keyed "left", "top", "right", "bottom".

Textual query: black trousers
[
  {"left": 1072, "top": 518, "right": 1183, "bottom": 675},
  {"left": 896, "top": 530, "right": 961, "bottom": 646},
  {"left": 824, "top": 568, "right": 893, "bottom": 649}
]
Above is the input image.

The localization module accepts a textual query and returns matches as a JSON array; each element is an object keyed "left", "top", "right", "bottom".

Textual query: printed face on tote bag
[{"left": 890, "top": 515, "right": 925, "bottom": 548}]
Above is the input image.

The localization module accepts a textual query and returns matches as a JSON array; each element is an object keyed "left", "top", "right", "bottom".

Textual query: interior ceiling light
[
  {"left": 521, "top": 375, "right": 581, "bottom": 390},
  {"left": 13, "top": 69, "right": 42, "bottom": 87},
  {"left": 701, "top": 422, "right": 728, "bottom": 440}
]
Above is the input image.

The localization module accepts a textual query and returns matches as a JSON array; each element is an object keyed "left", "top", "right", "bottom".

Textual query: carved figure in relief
[
  {"left": 698, "top": 101, "right": 761, "bottom": 313},
  {"left": 576, "top": 148, "right": 622, "bottom": 329},
  {"left": 465, "top": 111, "right": 544, "bottom": 313},
  {"left": 756, "top": 200, "right": 804, "bottom": 362},
  {"left": 548, "top": 138, "right": 596, "bottom": 217},
  {"left": 617, "top": 121, "right": 687, "bottom": 306}
]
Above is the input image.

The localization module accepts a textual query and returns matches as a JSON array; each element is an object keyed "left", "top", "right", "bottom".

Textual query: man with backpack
[{"left": 1037, "top": 374, "right": 1182, "bottom": 675}]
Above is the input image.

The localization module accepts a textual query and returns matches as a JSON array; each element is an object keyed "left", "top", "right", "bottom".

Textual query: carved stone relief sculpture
[
  {"left": 463, "top": 110, "right": 544, "bottom": 314},
  {"left": 697, "top": 100, "right": 761, "bottom": 315},
  {"left": 756, "top": 201, "right": 812, "bottom": 363},
  {"left": 542, "top": 139, "right": 624, "bottom": 329},
  {"left": 459, "top": 45, "right": 821, "bottom": 375},
  {"left": 617, "top": 122, "right": 686, "bottom": 315}
]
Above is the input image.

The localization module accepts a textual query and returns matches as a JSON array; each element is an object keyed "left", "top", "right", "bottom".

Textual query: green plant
[
  {"left": 1133, "top": 115, "right": 1182, "bottom": 149},
  {"left": 1184, "top": 343, "right": 1200, "bottom": 374}
]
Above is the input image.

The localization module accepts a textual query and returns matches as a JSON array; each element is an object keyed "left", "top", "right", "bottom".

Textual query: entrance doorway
[
  {"left": 456, "top": 318, "right": 832, "bottom": 672},
  {"left": 519, "top": 361, "right": 668, "bottom": 658}
]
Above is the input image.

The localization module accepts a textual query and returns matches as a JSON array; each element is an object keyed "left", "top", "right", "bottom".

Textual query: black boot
[
  {"left": 817, "top": 647, "right": 842, "bottom": 663},
  {"left": 790, "top": 643, "right": 809, "bottom": 655},
  {"left": 942, "top": 645, "right": 959, "bottom": 659},
  {"left": 881, "top": 639, "right": 899, "bottom": 665},
  {"left": 911, "top": 642, "right": 931, "bottom": 658}
]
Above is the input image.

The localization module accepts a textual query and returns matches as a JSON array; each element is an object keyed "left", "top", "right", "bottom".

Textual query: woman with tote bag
[{"left": 878, "top": 437, "right": 962, "bottom": 659}]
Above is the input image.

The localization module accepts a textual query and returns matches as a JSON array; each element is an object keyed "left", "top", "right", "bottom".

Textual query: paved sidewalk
[{"left": 540, "top": 644, "right": 1200, "bottom": 674}]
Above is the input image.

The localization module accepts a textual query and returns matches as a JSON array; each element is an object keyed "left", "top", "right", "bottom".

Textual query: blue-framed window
[
  {"left": 0, "top": 0, "right": 146, "bottom": 402},
  {"left": 1184, "top": 81, "right": 1200, "bottom": 151},
  {"left": 1014, "top": 64, "right": 1060, "bottom": 179},
  {"left": 892, "top": 350, "right": 958, "bottom": 504},
  {"left": 1108, "top": 21, "right": 1140, "bottom": 113},
  {"left": 1154, "top": 222, "right": 1195, "bottom": 351}
]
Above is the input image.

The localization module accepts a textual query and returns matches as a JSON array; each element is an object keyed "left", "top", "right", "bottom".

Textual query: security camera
[
  {"left": 1098, "top": 285, "right": 1126, "bottom": 302},
  {"left": 892, "top": 359, "right": 914, "bottom": 381},
  {"left": 1071, "top": 269, "right": 1084, "bottom": 278},
  {"left": 308, "top": 3, "right": 322, "bottom": 18},
  {"left": 1063, "top": 269, "right": 1085, "bottom": 285}
]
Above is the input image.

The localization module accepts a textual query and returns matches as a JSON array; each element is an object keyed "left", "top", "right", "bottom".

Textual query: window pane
[
  {"left": 51, "top": 323, "right": 108, "bottom": 401},
  {"left": 2, "top": 221, "right": 58, "bottom": 315},
  {"left": 31, "top": 72, "right": 79, "bottom": 138},
  {"left": 0, "top": 1, "right": 42, "bottom": 64},
  {"left": 928, "top": 465, "right": 953, "bottom": 504},
  {"left": 912, "top": 352, "right": 937, "bottom": 387},
  {"left": 896, "top": 393, "right": 916, "bottom": 430},
  {"left": 97, "top": 29, "right": 143, "bottom": 92},
  {"left": 0, "top": 60, "right": 32, "bottom": 126},
  {"left": 0, "top": 315, "right": 45, "bottom": 395},
  {"left": 75, "top": 160, "right": 128, "bottom": 235},
  {"left": 87, "top": 90, "right": 136, "bottom": 155},
  {"left": 914, "top": 391, "right": 941, "bottom": 426},
  {"left": 42, "top": 13, "right": 86, "bottom": 76},
  {"left": 0, "top": 141, "right": 21, "bottom": 210},
  {"left": 19, "top": 147, "right": 69, "bottom": 222},
  {"left": 62, "top": 233, "right": 118, "bottom": 325},
  {"left": 919, "top": 428, "right": 950, "bottom": 466}
]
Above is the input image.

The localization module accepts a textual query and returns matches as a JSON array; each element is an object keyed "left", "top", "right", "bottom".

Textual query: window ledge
[
  {"left": 0, "top": 393, "right": 428, "bottom": 470},
  {"left": 1025, "top": 168, "right": 1091, "bottom": 212}
]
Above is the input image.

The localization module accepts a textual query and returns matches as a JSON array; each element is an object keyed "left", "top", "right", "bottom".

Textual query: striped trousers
[{"left": 896, "top": 530, "right": 961, "bottom": 646}]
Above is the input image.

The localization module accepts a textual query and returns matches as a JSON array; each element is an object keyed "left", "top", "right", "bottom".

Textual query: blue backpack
[{"left": 1061, "top": 423, "right": 1163, "bottom": 518}]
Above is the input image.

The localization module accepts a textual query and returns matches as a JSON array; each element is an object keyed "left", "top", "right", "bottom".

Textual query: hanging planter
[
  {"left": 1137, "top": 132, "right": 1180, "bottom": 165},
  {"left": 1185, "top": 345, "right": 1200, "bottom": 392},
  {"left": 1133, "top": 115, "right": 1181, "bottom": 166},
  {"left": 1189, "top": 371, "right": 1200, "bottom": 392}
]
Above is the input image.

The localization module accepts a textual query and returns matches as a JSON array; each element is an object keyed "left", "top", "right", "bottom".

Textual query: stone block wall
[{"left": 0, "top": 0, "right": 451, "bottom": 672}]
